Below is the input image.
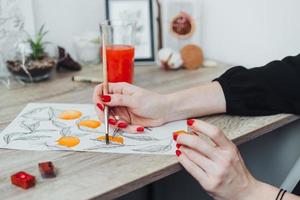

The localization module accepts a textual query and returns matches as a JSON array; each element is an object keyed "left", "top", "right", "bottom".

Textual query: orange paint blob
[
  {"left": 78, "top": 120, "right": 101, "bottom": 129},
  {"left": 173, "top": 130, "right": 188, "bottom": 137},
  {"left": 57, "top": 136, "right": 80, "bottom": 147},
  {"left": 97, "top": 136, "right": 124, "bottom": 144},
  {"left": 58, "top": 110, "right": 82, "bottom": 120}
]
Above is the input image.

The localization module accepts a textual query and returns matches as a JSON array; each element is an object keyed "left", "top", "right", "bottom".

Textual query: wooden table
[{"left": 0, "top": 64, "right": 298, "bottom": 200}]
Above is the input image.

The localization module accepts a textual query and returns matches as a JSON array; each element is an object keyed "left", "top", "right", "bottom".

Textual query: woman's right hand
[{"left": 93, "top": 82, "right": 170, "bottom": 133}]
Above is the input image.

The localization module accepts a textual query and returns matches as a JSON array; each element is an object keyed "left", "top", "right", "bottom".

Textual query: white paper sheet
[{"left": 0, "top": 103, "right": 187, "bottom": 155}]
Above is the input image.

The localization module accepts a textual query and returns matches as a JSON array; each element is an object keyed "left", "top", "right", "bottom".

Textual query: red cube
[
  {"left": 38, "top": 161, "right": 56, "bottom": 178},
  {"left": 11, "top": 171, "right": 36, "bottom": 189}
]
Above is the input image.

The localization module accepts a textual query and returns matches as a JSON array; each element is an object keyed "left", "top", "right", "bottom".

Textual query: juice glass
[{"left": 100, "top": 20, "right": 135, "bottom": 83}]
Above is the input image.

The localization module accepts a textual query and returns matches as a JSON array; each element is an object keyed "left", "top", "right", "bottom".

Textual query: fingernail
[
  {"left": 175, "top": 150, "right": 182, "bottom": 157},
  {"left": 173, "top": 132, "right": 178, "bottom": 141},
  {"left": 118, "top": 122, "right": 128, "bottom": 129},
  {"left": 176, "top": 144, "right": 182, "bottom": 149},
  {"left": 136, "top": 127, "right": 144, "bottom": 133},
  {"left": 97, "top": 103, "right": 104, "bottom": 111},
  {"left": 187, "top": 119, "right": 195, "bottom": 126},
  {"left": 101, "top": 95, "right": 111, "bottom": 102},
  {"left": 108, "top": 118, "right": 116, "bottom": 125}
]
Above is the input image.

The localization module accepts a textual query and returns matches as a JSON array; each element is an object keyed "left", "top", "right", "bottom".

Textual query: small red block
[
  {"left": 11, "top": 171, "right": 36, "bottom": 189},
  {"left": 38, "top": 161, "right": 56, "bottom": 178}
]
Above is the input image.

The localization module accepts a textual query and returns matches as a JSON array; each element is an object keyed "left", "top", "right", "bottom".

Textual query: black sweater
[{"left": 215, "top": 54, "right": 300, "bottom": 116}]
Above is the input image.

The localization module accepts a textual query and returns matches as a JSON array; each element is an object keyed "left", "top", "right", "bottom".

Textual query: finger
[
  {"left": 94, "top": 83, "right": 105, "bottom": 121},
  {"left": 95, "top": 103, "right": 118, "bottom": 124},
  {"left": 95, "top": 106, "right": 121, "bottom": 131},
  {"left": 108, "top": 82, "right": 138, "bottom": 95},
  {"left": 188, "top": 119, "right": 231, "bottom": 148},
  {"left": 102, "top": 94, "right": 136, "bottom": 108},
  {"left": 117, "top": 124, "right": 145, "bottom": 134},
  {"left": 115, "top": 120, "right": 144, "bottom": 133},
  {"left": 93, "top": 84, "right": 104, "bottom": 104},
  {"left": 177, "top": 134, "right": 217, "bottom": 160},
  {"left": 177, "top": 150, "right": 208, "bottom": 184},
  {"left": 179, "top": 146, "right": 215, "bottom": 173},
  {"left": 115, "top": 120, "right": 129, "bottom": 129},
  {"left": 93, "top": 84, "right": 106, "bottom": 118}
]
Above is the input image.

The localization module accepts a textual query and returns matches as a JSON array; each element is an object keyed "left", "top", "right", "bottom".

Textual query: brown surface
[{"left": 0, "top": 63, "right": 298, "bottom": 200}]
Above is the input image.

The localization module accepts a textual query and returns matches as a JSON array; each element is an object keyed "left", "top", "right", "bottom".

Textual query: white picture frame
[{"left": 106, "top": 0, "right": 156, "bottom": 64}]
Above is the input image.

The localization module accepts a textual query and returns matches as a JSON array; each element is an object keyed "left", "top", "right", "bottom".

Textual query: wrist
[
  {"left": 237, "top": 179, "right": 278, "bottom": 200},
  {"left": 236, "top": 178, "right": 261, "bottom": 200},
  {"left": 163, "top": 93, "right": 183, "bottom": 123},
  {"left": 163, "top": 82, "right": 227, "bottom": 123}
]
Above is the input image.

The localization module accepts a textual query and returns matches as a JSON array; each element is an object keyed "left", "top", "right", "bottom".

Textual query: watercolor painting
[{"left": 0, "top": 103, "right": 187, "bottom": 155}]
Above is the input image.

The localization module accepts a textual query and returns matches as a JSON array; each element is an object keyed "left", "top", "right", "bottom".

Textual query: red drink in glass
[
  {"left": 100, "top": 20, "right": 135, "bottom": 84},
  {"left": 106, "top": 45, "right": 134, "bottom": 83}
]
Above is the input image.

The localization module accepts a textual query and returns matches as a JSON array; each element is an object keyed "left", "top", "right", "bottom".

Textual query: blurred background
[{"left": 14, "top": 0, "right": 300, "bottom": 67}]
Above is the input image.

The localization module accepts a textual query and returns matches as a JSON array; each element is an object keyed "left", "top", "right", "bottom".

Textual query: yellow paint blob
[
  {"left": 97, "top": 136, "right": 124, "bottom": 144},
  {"left": 58, "top": 110, "right": 82, "bottom": 120},
  {"left": 173, "top": 130, "right": 188, "bottom": 137},
  {"left": 78, "top": 120, "right": 101, "bottom": 129},
  {"left": 57, "top": 136, "right": 80, "bottom": 147}
]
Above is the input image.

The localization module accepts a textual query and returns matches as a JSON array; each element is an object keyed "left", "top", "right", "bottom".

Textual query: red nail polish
[
  {"left": 176, "top": 144, "right": 182, "bottom": 149},
  {"left": 118, "top": 122, "right": 128, "bottom": 129},
  {"left": 108, "top": 118, "right": 116, "bottom": 125},
  {"left": 101, "top": 95, "right": 111, "bottom": 102},
  {"left": 187, "top": 119, "right": 195, "bottom": 126},
  {"left": 136, "top": 127, "right": 144, "bottom": 132},
  {"left": 97, "top": 103, "right": 104, "bottom": 111},
  {"left": 173, "top": 132, "right": 178, "bottom": 141},
  {"left": 175, "top": 150, "right": 182, "bottom": 157}
]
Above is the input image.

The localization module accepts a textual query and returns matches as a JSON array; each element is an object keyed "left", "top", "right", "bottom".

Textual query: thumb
[{"left": 103, "top": 94, "right": 135, "bottom": 108}]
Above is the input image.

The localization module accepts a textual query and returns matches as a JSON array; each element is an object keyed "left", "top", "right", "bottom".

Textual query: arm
[
  {"left": 165, "top": 54, "right": 300, "bottom": 121},
  {"left": 93, "top": 54, "right": 300, "bottom": 131},
  {"left": 215, "top": 54, "right": 300, "bottom": 116},
  {"left": 164, "top": 81, "right": 226, "bottom": 121}
]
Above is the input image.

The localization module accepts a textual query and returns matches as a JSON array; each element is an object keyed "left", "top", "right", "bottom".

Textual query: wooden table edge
[
  {"left": 92, "top": 161, "right": 182, "bottom": 200},
  {"left": 233, "top": 114, "right": 300, "bottom": 145},
  {"left": 92, "top": 114, "right": 300, "bottom": 200}
]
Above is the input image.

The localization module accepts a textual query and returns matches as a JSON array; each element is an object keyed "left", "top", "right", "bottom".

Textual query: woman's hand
[
  {"left": 93, "top": 82, "right": 170, "bottom": 133},
  {"left": 175, "top": 119, "right": 259, "bottom": 200},
  {"left": 93, "top": 81, "right": 226, "bottom": 133}
]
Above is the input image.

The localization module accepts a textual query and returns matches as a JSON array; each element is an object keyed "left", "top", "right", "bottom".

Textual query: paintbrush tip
[{"left": 105, "top": 134, "right": 109, "bottom": 145}]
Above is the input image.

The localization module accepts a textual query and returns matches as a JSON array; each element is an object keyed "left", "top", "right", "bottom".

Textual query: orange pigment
[
  {"left": 57, "top": 136, "right": 80, "bottom": 147},
  {"left": 58, "top": 110, "right": 82, "bottom": 120},
  {"left": 97, "top": 135, "right": 124, "bottom": 144},
  {"left": 78, "top": 120, "right": 101, "bottom": 129},
  {"left": 173, "top": 130, "right": 188, "bottom": 137}
]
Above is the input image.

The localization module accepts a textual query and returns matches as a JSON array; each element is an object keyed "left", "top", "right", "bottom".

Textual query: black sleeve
[{"left": 215, "top": 54, "right": 300, "bottom": 116}]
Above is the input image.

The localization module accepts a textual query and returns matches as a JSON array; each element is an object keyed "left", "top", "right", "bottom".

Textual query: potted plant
[{"left": 6, "top": 25, "right": 56, "bottom": 82}]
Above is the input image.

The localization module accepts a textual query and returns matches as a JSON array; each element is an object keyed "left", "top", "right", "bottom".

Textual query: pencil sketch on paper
[{"left": 0, "top": 103, "right": 187, "bottom": 155}]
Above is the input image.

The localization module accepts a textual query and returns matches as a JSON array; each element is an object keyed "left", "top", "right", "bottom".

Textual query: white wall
[
  {"left": 19, "top": 0, "right": 36, "bottom": 34},
  {"left": 32, "top": 0, "right": 105, "bottom": 57},
  {"left": 30, "top": 0, "right": 300, "bottom": 67},
  {"left": 201, "top": 0, "right": 300, "bottom": 67}
]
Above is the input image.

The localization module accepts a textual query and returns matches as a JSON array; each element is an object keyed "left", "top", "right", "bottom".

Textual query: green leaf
[{"left": 26, "top": 24, "right": 49, "bottom": 60}]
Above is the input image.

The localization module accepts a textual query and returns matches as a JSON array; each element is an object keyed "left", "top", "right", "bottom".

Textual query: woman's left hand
[{"left": 175, "top": 119, "right": 259, "bottom": 200}]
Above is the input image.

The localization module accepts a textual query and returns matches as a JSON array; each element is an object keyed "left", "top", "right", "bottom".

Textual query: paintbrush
[{"left": 102, "top": 30, "right": 110, "bottom": 145}]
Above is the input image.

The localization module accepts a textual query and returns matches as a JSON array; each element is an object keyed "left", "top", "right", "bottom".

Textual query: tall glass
[{"left": 100, "top": 20, "right": 135, "bottom": 83}]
